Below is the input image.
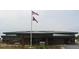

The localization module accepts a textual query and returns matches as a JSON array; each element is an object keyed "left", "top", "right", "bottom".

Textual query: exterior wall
[
  {"left": 1, "top": 33, "right": 76, "bottom": 45},
  {"left": 47, "top": 38, "right": 65, "bottom": 45},
  {"left": 47, "top": 33, "right": 76, "bottom": 45},
  {"left": 2, "top": 36, "right": 21, "bottom": 44}
]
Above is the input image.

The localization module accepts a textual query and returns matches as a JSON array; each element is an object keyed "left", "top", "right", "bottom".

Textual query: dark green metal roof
[{"left": 3, "top": 31, "right": 78, "bottom": 34}]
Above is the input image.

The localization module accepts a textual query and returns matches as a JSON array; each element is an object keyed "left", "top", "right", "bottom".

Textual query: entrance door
[
  {"left": 32, "top": 39, "right": 40, "bottom": 45},
  {"left": 64, "top": 39, "right": 70, "bottom": 44}
]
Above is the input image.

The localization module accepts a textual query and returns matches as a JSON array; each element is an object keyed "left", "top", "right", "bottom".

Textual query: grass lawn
[{"left": 0, "top": 43, "right": 64, "bottom": 49}]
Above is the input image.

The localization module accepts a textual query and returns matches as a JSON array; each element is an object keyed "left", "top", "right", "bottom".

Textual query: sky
[{"left": 0, "top": 10, "right": 79, "bottom": 36}]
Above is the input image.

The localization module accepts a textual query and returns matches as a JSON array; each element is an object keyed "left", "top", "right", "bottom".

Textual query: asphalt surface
[
  {"left": 63, "top": 45, "right": 79, "bottom": 49},
  {"left": 63, "top": 40, "right": 79, "bottom": 49}
]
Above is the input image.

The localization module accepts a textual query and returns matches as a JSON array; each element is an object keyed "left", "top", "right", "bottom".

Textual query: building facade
[{"left": 1, "top": 31, "right": 78, "bottom": 45}]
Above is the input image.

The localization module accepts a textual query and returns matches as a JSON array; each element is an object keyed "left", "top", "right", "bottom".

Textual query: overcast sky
[{"left": 0, "top": 10, "right": 79, "bottom": 36}]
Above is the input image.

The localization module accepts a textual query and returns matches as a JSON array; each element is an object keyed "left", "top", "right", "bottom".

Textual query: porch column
[{"left": 46, "top": 38, "right": 48, "bottom": 45}]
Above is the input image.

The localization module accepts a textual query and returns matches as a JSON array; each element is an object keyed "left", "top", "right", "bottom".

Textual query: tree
[{"left": 76, "top": 35, "right": 79, "bottom": 40}]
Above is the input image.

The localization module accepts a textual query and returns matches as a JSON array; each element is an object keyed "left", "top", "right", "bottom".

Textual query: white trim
[{"left": 53, "top": 34, "right": 74, "bottom": 36}]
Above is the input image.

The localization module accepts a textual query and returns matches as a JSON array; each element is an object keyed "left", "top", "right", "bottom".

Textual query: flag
[
  {"left": 32, "top": 11, "right": 39, "bottom": 23},
  {"left": 33, "top": 16, "right": 38, "bottom": 23},
  {"left": 32, "top": 11, "right": 39, "bottom": 16}
]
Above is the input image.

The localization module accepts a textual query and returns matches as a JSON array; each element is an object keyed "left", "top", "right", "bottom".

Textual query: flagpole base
[{"left": 28, "top": 45, "right": 34, "bottom": 49}]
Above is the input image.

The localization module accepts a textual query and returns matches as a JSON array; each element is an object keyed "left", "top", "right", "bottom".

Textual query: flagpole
[
  {"left": 30, "top": 10, "right": 33, "bottom": 48},
  {"left": 29, "top": 11, "right": 38, "bottom": 48}
]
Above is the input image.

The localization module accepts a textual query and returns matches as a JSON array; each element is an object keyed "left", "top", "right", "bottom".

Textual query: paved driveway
[
  {"left": 63, "top": 45, "right": 79, "bottom": 49},
  {"left": 62, "top": 40, "right": 79, "bottom": 49}
]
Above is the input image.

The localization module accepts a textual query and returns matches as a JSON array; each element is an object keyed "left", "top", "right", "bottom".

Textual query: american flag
[{"left": 32, "top": 11, "right": 39, "bottom": 23}]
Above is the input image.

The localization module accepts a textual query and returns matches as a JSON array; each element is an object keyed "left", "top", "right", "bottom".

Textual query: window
[{"left": 6, "top": 34, "right": 16, "bottom": 36}]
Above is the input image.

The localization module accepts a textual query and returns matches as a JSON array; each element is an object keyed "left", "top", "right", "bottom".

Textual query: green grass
[{"left": 0, "top": 43, "right": 64, "bottom": 49}]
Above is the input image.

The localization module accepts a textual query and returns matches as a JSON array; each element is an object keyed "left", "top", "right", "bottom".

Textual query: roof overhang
[{"left": 3, "top": 31, "right": 78, "bottom": 34}]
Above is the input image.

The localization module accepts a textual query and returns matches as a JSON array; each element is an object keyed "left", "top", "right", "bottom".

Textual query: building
[{"left": 1, "top": 31, "right": 78, "bottom": 45}]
